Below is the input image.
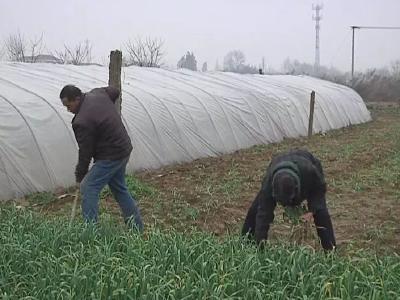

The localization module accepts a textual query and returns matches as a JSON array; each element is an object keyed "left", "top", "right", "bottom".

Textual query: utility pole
[
  {"left": 351, "top": 26, "right": 359, "bottom": 81},
  {"left": 312, "top": 4, "right": 323, "bottom": 74},
  {"left": 350, "top": 26, "right": 400, "bottom": 81}
]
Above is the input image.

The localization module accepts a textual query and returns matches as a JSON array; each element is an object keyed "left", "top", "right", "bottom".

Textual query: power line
[{"left": 351, "top": 26, "right": 400, "bottom": 30}]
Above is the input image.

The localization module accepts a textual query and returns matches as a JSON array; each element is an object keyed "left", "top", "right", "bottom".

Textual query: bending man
[{"left": 242, "top": 149, "right": 335, "bottom": 250}]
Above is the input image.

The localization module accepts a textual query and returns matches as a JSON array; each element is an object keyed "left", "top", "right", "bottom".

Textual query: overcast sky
[{"left": 1, "top": 0, "right": 399, "bottom": 72}]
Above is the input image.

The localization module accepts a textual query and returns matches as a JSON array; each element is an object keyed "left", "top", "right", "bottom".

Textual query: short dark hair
[
  {"left": 60, "top": 85, "right": 82, "bottom": 101},
  {"left": 272, "top": 172, "right": 297, "bottom": 206}
]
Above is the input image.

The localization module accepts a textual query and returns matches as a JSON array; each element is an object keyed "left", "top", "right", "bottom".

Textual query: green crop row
[{"left": 0, "top": 207, "right": 399, "bottom": 300}]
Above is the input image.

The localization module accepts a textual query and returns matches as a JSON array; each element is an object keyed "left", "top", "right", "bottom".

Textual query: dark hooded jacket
[
  {"left": 72, "top": 86, "right": 132, "bottom": 182},
  {"left": 242, "top": 149, "right": 336, "bottom": 250}
]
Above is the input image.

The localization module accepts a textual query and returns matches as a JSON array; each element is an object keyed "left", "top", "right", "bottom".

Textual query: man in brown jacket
[{"left": 60, "top": 85, "right": 143, "bottom": 230}]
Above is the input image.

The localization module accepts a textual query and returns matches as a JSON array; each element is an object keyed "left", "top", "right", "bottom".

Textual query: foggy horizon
[{"left": 1, "top": 0, "right": 400, "bottom": 72}]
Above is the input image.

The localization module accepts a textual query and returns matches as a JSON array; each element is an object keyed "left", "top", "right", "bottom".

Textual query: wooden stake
[
  {"left": 308, "top": 91, "right": 316, "bottom": 138},
  {"left": 69, "top": 188, "right": 79, "bottom": 227},
  {"left": 109, "top": 50, "right": 122, "bottom": 114}
]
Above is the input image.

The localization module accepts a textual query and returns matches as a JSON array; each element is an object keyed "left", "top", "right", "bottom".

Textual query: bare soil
[{"left": 18, "top": 107, "right": 400, "bottom": 254}]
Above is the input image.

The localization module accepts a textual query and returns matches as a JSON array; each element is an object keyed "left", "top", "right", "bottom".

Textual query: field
[
  {"left": 2, "top": 106, "right": 400, "bottom": 298},
  {"left": 24, "top": 106, "right": 400, "bottom": 253},
  {"left": 1, "top": 207, "right": 400, "bottom": 299}
]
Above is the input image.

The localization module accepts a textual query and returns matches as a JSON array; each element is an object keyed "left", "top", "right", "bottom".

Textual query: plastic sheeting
[{"left": 0, "top": 63, "right": 371, "bottom": 200}]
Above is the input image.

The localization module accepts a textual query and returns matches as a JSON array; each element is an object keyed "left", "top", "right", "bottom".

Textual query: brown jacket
[{"left": 72, "top": 87, "right": 132, "bottom": 182}]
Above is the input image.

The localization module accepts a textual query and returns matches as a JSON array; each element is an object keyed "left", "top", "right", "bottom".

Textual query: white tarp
[{"left": 0, "top": 63, "right": 371, "bottom": 200}]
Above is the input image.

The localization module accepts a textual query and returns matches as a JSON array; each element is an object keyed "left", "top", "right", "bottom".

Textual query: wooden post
[
  {"left": 109, "top": 50, "right": 122, "bottom": 114},
  {"left": 308, "top": 91, "right": 316, "bottom": 138},
  {"left": 351, "top": 26, "right": 356, "bottom": 81}
]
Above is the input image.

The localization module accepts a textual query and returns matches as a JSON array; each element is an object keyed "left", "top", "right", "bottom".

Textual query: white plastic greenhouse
[{"left": 0, "top": 63, "right": 371, "bottom": 200}]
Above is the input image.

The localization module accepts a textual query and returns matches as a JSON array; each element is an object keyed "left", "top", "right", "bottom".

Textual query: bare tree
[
  {"left": 125, "top": 37, "right": 164, "bottom": 67},
  {"left": 5, "top": 32, "right": 26, "bottom": 62},
  {"left": 53, "top": 49, "right": 69, "bottom": 64},
  {"left": 28, "top": 34, "right": 44, "bottom": 63},
  {"left": 65, "top": 39, "right": 92, "bottom": 65},
  {"left": 4, "top": 32, "right": 45, "bottom": 62},
  {"left": 53, "top": 39, "right": 93, "bottom": 65}
]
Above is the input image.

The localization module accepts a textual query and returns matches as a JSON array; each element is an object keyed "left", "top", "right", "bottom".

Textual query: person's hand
[{"left": 301, "top": 212, "right": 314, "bottom": 223}]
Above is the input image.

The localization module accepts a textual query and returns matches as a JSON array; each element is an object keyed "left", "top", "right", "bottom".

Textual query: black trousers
[{"left": 242, "top": 196, "right": 336, "bottom": 250}]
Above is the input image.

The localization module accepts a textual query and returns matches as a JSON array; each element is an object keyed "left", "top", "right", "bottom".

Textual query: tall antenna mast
[{"left": 312, "top": 4, "right": 323, "bottom": 73}]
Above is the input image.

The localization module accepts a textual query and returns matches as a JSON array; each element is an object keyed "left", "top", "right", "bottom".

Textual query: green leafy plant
[{"left": 1, "top": 207, "right": 399, "bottom": 299}]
